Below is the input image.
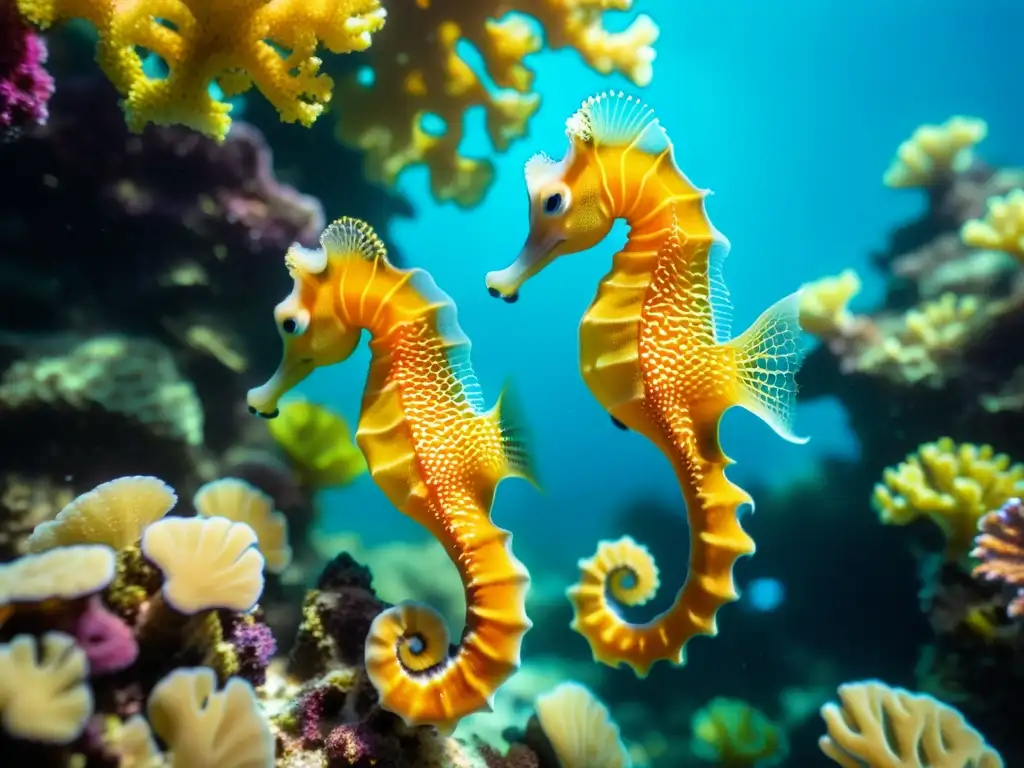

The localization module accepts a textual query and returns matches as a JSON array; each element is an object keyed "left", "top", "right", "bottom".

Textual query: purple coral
[
  {"left": 230, "top": 618, "right": 276, "bottom": 687},
  {"left": 325, "top": 723, "right": 377, "bottom": 766},
  {"left": 972, "top": 497, "right": 1024, "bottom": 616},
  {"left": 75, "top": 596, "right": 139, "bottom": 675},
  {"left": 0, "top": 0, "right": 54, "bottom": 139}
]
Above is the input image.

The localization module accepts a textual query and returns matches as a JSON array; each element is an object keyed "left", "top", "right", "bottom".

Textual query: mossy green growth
[{"left": 105, "top": 544, "right": 162, "bottom": 622}]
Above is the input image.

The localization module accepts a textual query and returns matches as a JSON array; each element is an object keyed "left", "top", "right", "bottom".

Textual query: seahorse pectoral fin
[
  {"left": 484, "top": 381, "right": 540, "bottom": 490},
  {"left": 726, "top": 290, "right": 809, "bottom": 445}
]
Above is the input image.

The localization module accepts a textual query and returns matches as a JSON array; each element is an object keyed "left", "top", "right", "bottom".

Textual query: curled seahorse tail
[
  {"left": 567, "top": 536, "right": 661, "bottom": 671},
  {"left": 566, "top": 444, "right": 755, "bottom": 677},
  {"left": 727, "top": 290, "right": 809, "bottom": 446},
  {"left": 364, "top": 522, "right": 532, "bottom": 733}
]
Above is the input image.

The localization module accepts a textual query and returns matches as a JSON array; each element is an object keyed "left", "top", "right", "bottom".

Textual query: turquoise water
[{"left": 303, "top": 0, "right": 1023, "bottom": 556}]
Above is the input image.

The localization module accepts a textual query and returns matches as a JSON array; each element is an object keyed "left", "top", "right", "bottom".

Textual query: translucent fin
[
  {"left": 407, "top": 267, "right": 486, "bottom": 412},
  {"left": 707, "top": 236, "right": 733, "bottom": 344},
  {"left": 319, "top": 216, "right": 388, "bottom": 263},
  {"left": 727, "top": 291, "right": 808, "bottom": 444},
  {"left": 284, "top": 243, "right": 327, "bottom": 275},
  {"left": 491, "top": 381, "right": 538, "bottom": 487},
  {"left": 566, "top": 91, "right": 669, "bottom": 155}
]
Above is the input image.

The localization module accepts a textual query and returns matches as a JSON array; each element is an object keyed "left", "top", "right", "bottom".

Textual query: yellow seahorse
[
  {"left": 247, "top": 218, "right": 535, "bottom": 732},
  {"left": 485, "top": 91, "right": 808, "bottom": 677}
]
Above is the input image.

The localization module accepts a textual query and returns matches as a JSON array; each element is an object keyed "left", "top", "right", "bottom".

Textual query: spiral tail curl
[{"left": 364, "top": 525, "right": 532, "bottom": 733}]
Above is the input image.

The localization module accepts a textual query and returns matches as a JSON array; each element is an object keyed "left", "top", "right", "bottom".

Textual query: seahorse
[
  {"left": 247, "top": 218, "right": 535, "bottom": 732},
  {"left": 484, "top": 91, "right": 808, "bottom": 677}
]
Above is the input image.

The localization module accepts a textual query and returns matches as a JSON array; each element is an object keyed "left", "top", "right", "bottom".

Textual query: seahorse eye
[
  {"left": 543, "top": 192, "right": 564, "bottom": 215},
  {"left": 281, "top": 317, "right": 300, "bottom": 334}
]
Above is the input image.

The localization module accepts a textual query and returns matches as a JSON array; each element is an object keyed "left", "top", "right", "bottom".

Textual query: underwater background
[{"left": 1, "top": 0, "right": 1023, "bottom": 766}]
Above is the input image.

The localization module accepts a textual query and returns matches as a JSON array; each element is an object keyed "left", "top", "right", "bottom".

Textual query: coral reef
[
  {"left": 0, "top": 474, "right": 547, "bottom": 766},
  {"left": 800, "top": 118, "right": 1024, "bottom": 470},
  {"left": 0, "top": 69, "right": 390, "bottom": 576},
  {"left": 0, "top": 0, "right": 53, "bottom": 140},
  {"left": 15, "top": 0, "right": 386, "bottom": 138},
  {"left": 334, "top": 1, "right": 660, "bottom": 206}
]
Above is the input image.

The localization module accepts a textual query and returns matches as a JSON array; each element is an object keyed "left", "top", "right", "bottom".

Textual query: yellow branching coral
[
  {"left": 16, "top": 0, "right": 387, "bottom": 140},
  {"left": 872, "top": 437, "right": 1024, "bottom": 560},
  {"left": 818, "top": 680, "right": 1003, "bottom": 768},
  {"left": 334, "top": 0, "right": 660, "bottom": 206},
  {"left": 141, "top": 516, "right": 266, "bottom": 614},
  {"left": 961, "top": 188, "right": 1024, "bottom": 262},
  {"left": 534, "top": 681, "right": 631, "bottom": 768},
  {"left": 266, "top": 399, "right": 367, "bottom": 489},
  {"left": 883, "top": 116, "right": 987, "bottom": 188},
  {"left": 798, "top": 269, "right": 863, "bottom": 338},
  {"left": 690, "top": 698, "right": 787, "bottom": 767},
  {"left": 117, "top": 667, "right": 275, "bottom": 767},
  {"left": 856, "top": 293, "right": 981, "bottom": 385},
  {"left": 0, "top": 632, "right": 94, "bottom": 744},
  {"left": 194, "top": 478, "right": 292, "bottom": 574},
  {"left": 26, "top": 476, "right": 177, "bottom": 553}
]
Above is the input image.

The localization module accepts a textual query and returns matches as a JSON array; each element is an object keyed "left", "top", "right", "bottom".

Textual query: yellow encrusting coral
[
  {"left": 872, "top": 437, "right": 1024, "bottom": 560},
  {"left": 534, "top": 681, "right": 631, "bottom": 768},
  {"left": 0, "top": 632, "right": 94, "bottom": 744},
  {"left": 818, "top": 680, "right": 1003, "bottom": 767},
  {"left": 798, "top": 269, "right": 863, "bottom": 338},
  {"left": 193, "top": 478, "right": 292, "bottom": 574},
  {"left": 690, "top": 698, "right": 786, "bottom": 767},
  {"left": 883, "top": 116, "right": 987, "bottom": 188},
  {"left": 334, "top": 1, "right": 660, "bottom": 206},
  {"left": 961, "top": 188, "right": 1024, "bottom": 262},
  {"left": 141, "top": 516, "right": 266, "bottom": 614},
  {"left": 266, "top": 399, "right": 367, "bottom": 489},
  {"left": 118, "top": 667, "right": 275, "bottom": 767},
  {"left": 15, "top": 0, "right": 387, "bottom": 140},
  {"left": 26, "top": 476, "right": 178, "bottom": 553}
]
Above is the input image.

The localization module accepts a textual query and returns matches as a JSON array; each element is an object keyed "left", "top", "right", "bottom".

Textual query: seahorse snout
[{"left": 486, "top": 285, "right": 519, "bottom": 303}]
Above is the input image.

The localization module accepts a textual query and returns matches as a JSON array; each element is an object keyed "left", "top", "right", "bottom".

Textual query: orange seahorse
[
  {"left": 247, "top": 218, "right": 535, "bottom": 732},
  {"left": 485, "top": 91, "right": 808, "bottom": 677}
]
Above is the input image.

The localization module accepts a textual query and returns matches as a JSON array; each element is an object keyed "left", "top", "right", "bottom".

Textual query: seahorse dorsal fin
[
  {"left": 566, "top": 91, "right": 670, "bottom": 155},
  {"left": 320, "top": 216, "right": 389, "bottom": 264}
]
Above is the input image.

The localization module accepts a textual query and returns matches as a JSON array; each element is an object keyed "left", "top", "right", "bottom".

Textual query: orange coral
[
  {"left": 334, "top": 0, "right": 660, "bottom": 206},
  {"left": 16, "top": 0, "right": 386, "bottom": 139}
]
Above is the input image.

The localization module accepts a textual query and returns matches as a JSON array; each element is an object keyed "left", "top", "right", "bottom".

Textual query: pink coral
[
  {"left": 0, "top": 0, "right": 54, "bottom": 139},
  {"left": 75, "top": 596, "right": 139, "bottom": 674},
  {"left": 972, "top": 497, "right": 1024, "bottom": 616}
]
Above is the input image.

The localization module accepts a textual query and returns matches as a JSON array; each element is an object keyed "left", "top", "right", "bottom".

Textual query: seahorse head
[
  {"left": 485, "top": 139, "right": 613, "bottom": 302},
  {"left": 246, "top": 233, "right": 362, "bottom": 419}
]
